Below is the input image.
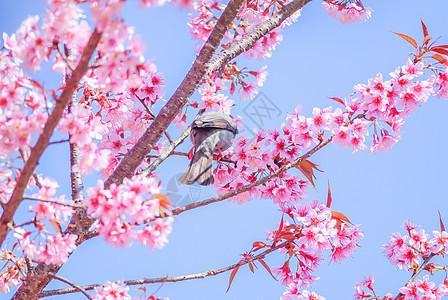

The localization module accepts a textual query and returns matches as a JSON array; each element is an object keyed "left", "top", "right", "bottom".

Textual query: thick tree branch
[
  {"left": 10, "top": 30, "right": 102, "bottom": 300},
  {"left": 39, "top": 241, "right": 289, "bottom": 298},
  {"left": 104, "top": 0, "right": 246, "bottom": 189},
  {"left": 0, "top": 29, "right": 102, "bottom": 247}
]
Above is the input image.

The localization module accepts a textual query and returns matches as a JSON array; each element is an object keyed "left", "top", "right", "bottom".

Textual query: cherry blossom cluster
[
  {"left": 261, "top": 200, "right": 363, "bottom": 300},
  {"left": 3, "top": 0, "right": 90, "bottom": 72},
  {"left": 353, "top": 59, "right": 446, "bottom": 153},
  {"left": 353, "top": 221, "right": 448, "bottom": 300},
  {"left": 85, "top": 176, "right": 173, "bottom": 248},
  {"left": 85, "top": 19, "right": 148, "bottom": 94},
  {"left": 214, "top": 129, "right": 309, "bottom": 205},
  {"left": 2, "top": 175, "right": 77, "bottom": 269},
  {"left": 0, "top": 45, "right": 47, "bottom": 158},
  {"left": 353, "top": 274, "right": 395, "bottom": 300},
  {"left": 384, "top": 220, "right": 448, "bottom": 269},
  {"left": 10, "top": 176, "right": 77, "bottom": 266},
  {"left": 92, "top": 280, "right": 131, "bottom": 300},
  {"left": 0, "top": 249, "right": 26, "bottom": 293},
  {"left": 92, "top": 279, "right": 170, "bottom": 300},
  {"left": 188, "top": 0, "right": 301, "bottom": 59},
  {"left": 58, "top": 104, "right": 111, "bottom": 174},
  {"left": 211, "top": 59, "right": 447, "bottom": 209},
  {"left": 13, "top": 228, "right": 77, "bottom": 266},
  {"left": 0, "top": 0, "right": 167, "bottom": 177},
  {"left": 90, "top": 61, "right": 166, "bottom": 177},
  {"left": 191, "top": 64, "right": 267, "bottom": 113},
  {"left": 354, "top": 273, "right": 448, "bottom": 300},
  {"left": 322, "top": 0, "right": 372, "bottom": 24}
]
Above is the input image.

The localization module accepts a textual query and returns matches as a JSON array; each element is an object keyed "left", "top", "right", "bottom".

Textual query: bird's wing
[{"left": 192, "top": 113, "right": 237, "bottom": 134}]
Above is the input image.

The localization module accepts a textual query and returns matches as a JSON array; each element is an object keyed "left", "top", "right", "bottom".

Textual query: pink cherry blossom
[
  {"left": 322, "top": 1, "right": 372, "bottom": 24},
  {"left": 92, "top": 280, "right": 131, "bottom": 300}
]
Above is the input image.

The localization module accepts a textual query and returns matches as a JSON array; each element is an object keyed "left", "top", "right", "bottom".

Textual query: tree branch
[
  {"left": 0, "top": 29, "right": 102, "bottom": 248},
  {"left": 10, "top": 29, "right": 102, "bottom": 300},
  {"left": 39, "top": 241, "right": 289, "bottom": 298},
  {"left": 22, "top": 196, "right": 85, "bottom": 209},
  {"left": 49, "top": 273, "right": 92, "bottom": 300},
  {"left": 104, "top": 0, "right": 246, "bottom": 189}
]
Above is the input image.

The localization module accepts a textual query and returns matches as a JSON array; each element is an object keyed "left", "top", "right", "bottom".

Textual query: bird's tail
[{"left": 178, "top": 150, "right": 214, "bottom": 186}]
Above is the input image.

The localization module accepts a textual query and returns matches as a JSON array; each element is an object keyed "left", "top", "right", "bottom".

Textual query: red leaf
[
  {"left": 252, "top": 241, "right": 268, "bottom": 251},
  {"left": 438, "top": 210, "right": 446, "bottom": 232},
  {"left": 422, "top": 35, "right": 432, "bottom": 47},
  {"left": 154, "top": 194, "right": 173, "bottom": 210},
  {"left": 432, "top": 54, "right": 448, "bottom": 66},
  {"left": 275, "top": 215, "right": 284, "bottom": 241},
  {"left": 326, "top": 181, "right": 332, "bottom": 208},
  {"left": 226, "top": 265, "right": 240, "bottom": 292},
  {"left": 50, "top": 220, "right": 62, "bottom": 234},
  {"left": 421, "top": 18, "right": 429, "bottom": 40},
  {"left": 391, "top": 31, "right": 418, "bottom": 49},
  {"left": 430, "top": 46, "right": 448, "bottom": 56},
  {"left": 331, "top": 211, "right": 353, "bottom": 225},
  {"left": 328, "top": 97, "right": 345, "bottom": 106},
  {"left": 258, "top": 259, "right": 278, "bottom": 281},
  {"left": 432, "top": 45, "right": 448, "bottom": 49},
  {"left": 294, "top": 159, "right": 322, "bottom": 189},
  {"left": 248, "top": 262, "right": 254, "bottom": 273},
  {"left": 27, "top": 79, "right": 43, "bottom": 89}
]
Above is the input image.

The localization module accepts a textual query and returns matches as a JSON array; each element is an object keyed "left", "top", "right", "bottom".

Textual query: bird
[{"left": 178, "top": 111, "right": 238, "bottom": 186}]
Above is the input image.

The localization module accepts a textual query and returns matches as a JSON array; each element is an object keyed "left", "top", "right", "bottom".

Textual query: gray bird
[{"left": 178, "top": 111, "right": 238, "bottom": 186}]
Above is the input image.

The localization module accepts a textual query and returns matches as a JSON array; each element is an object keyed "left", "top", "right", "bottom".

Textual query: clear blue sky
[{"left": 1, "top": 0, "right": 448, "bottom": 299}]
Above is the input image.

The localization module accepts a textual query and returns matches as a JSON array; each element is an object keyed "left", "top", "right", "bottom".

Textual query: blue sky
[{"left": 1, "top": 0, "right": 448, "bottom": 299}]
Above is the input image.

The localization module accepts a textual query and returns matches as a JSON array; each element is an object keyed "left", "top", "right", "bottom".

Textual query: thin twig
[
  {"left": 48, "top": 139, "right": 70, "bottom": 145},
  {"left": 137, "top": 127, "right": 192, "bottom": 179},
  {"left": 164, "top": 131, "right": 174, "bottom": 144},
  {"left": 39, "top": 241, "right": 288, "bottom": 298},
  {"left": 49, "top": 273, "right": 92, "bottom": 300},
  {"left": 22, "top": 196, "right": 86, "bottom": 209}
]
